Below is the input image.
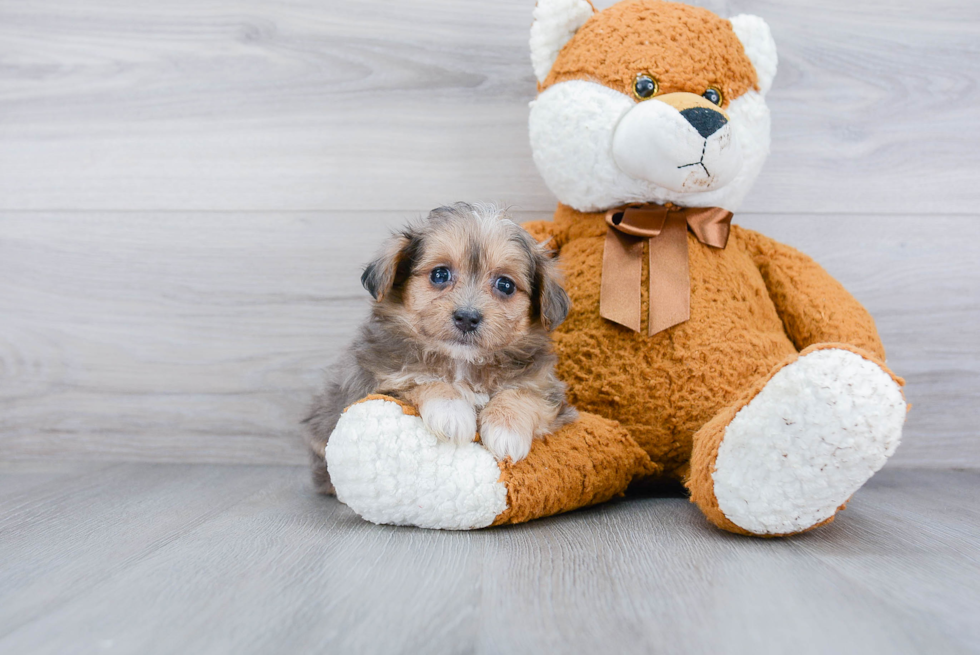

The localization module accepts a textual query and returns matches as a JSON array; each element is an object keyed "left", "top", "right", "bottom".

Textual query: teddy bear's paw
[
  {"left": 712, "top": 348, "right": 906, "bottom": 535},
  {"left": 325, "top": 398, "right": 508, "bottom": 530}
]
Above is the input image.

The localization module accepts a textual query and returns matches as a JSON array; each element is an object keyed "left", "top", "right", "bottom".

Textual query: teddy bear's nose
[{"left": 680, "top": 107, "right": 729, "bottom": 139}]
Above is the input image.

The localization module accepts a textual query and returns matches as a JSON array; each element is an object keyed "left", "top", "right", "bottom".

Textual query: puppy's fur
[{"left": 305, "top": 203, "right": 576, "bottom": 494}]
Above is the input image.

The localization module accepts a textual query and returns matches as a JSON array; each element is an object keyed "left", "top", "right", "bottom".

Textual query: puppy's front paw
[
  {"left": 420, "top": 398, "right": 477, "bottom": 445},
  {"left": 480, "top": 421, "right": 533, "bottom": 462}
]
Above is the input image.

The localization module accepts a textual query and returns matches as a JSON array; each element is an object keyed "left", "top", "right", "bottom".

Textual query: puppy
[{"left": 304, "top": 202, "right": 577, "bottom": 494}]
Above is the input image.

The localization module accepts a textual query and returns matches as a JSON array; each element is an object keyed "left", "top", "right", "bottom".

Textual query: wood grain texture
[
  {"left": 0, "top": 464, "right": 977, "bottom": 654},
  {"left": 0, "top": 0, "right": 978, "bottom": 213},
  {"left": 1, "top": 0, "right": 977, "bottom": 466},
  {"left": 0, "top": 463, "right": 288, "bottom": 636},
  {"left": 0, "top": 212, "right": 388, "bottom": 464},
  {"left": 2, "top": 212, "right": 977, "bottom": 467}
]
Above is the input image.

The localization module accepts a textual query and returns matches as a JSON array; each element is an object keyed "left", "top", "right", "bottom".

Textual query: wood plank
[
  {"left": 1, "top": 212, "right": 976, "bottom": 467},
  {"left": 0, "top": 211, "right": 393, "bottom": 464},
  {"left": 0, "top": 465, "right": 976, "bottom": 654},
  {"left": 0, "top": 463, "right": 289, "bottom": 638},
  {"left": 0, "top": 0, "right": 978, "bottom": 213},
  {"left": 0, "top": 463, "right": 485, "bottom": 654},
  {"left": 0, "top": 460, "right": 116, "bottom": 499},
  {"left": 793, "top": 469, "right": 980, "bottom": 652},
  {"left": 476, "top": 470, "right": 978, "bottom": 655}
]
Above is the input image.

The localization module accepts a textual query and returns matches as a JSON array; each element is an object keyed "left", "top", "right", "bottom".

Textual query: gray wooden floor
[{"left": 1, "top": 463, "right": 977, "bottom": 655}]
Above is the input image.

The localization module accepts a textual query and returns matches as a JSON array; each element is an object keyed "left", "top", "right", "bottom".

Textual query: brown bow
[{"left": 600, "top": 203, "right": 733, "bottom": 336}]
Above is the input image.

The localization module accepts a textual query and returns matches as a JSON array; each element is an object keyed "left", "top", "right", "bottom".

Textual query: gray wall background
[{"left": 1, "top": 0, "right": 977, "bottom": 467}]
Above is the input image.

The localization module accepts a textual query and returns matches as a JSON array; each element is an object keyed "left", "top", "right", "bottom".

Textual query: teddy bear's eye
[
  {"left": 702, "top": 87, "right": 723, "bottom": 106},
  {"left": 633, "top": 73, "right": 659, "bottom": 100}
]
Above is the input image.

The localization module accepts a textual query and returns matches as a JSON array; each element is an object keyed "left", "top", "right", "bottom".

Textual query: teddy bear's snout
[{"left": 610, "top": 95, "right": 743, "bottom": 194}]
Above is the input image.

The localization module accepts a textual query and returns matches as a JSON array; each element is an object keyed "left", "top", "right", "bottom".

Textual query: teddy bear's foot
[
  {"left": 326, "top": 396, "right": 507, "bottom": 530},
  {"left": 688, "top": 346, "right": 907, "bottom": 537},
  {"left": 325, "top": 395, "right": 657, "bottom": 530}
]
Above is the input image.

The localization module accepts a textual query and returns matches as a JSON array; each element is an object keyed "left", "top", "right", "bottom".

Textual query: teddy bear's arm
[{"left": 740, "top": 227, "right": 886, "bottom": 360}]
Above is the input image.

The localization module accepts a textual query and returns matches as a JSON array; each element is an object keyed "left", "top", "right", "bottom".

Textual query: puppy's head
[{"left": 362, "top": 203, "right": 569, "bottom": 358}]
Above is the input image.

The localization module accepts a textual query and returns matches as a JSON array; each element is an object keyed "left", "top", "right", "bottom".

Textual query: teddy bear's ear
[
  {"left": 729, "top": 14, "right": 778, "bottom": 95},
  {"left": 530, "top": 0, "right": 596, "bottom": 84}
]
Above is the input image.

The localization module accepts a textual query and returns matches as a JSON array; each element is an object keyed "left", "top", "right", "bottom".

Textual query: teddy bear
[{"left": 324, "top": 0, "right": 907, "bottom": 536}]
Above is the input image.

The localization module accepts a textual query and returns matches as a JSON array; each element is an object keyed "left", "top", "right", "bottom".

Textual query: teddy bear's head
[{"left": 529, "top": 0, "right": 777, "bottom": 213}]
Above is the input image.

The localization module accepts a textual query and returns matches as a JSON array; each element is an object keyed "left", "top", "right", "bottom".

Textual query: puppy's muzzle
[{"left": 452, "top": 308, "right": 482, "bottom": 333}]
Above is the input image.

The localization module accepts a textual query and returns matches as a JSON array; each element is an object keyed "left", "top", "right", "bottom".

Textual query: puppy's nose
[
  {"left": 452, "top": 308, "right": 482, "bottom": 333},
  {"left": 680, "top": 107, "right": 728, "bottom": 139}
]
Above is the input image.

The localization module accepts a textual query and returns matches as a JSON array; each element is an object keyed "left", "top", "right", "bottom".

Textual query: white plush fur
[
  {"left": 530, "top": 0, "right": 595, "bottom": 83},
  {"left": 729, "top": 15, "right": 778, "bottom": 95},
  {"left": 712, "top": 349, "right": 906, "bottom": 535},
  {"left": 527, "top": 7, "right": 777, "bottom": 214},
  {"left": 529, "top": 81, "right": 771, "bottom": 213},
  {"left": 326, "top": 399, "right": 508, "bottom": 530},
  {"left": 480, "top": 422, "right": 532, "bottom": 462},
  {"left": 420, "top": 397, "right": 477, "bottom": 445}
]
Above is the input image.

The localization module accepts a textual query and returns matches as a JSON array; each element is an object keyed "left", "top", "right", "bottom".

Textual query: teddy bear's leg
[
  {"left": 492, "top": 411, "right": 659, "bottom": 526},
  {"left": 686, "top": 344, "right": 907, "bottom": 537},
  {"left": 326, "top": 395, "right": 657, "bottom": 529}
]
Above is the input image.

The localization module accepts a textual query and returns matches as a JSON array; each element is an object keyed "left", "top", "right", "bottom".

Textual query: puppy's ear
[
  {"left": 361, "top": 231, "right": 420, "bottom": 302},
  {"left": 533, "top": 245, "right": 571, "bottom": 331}
]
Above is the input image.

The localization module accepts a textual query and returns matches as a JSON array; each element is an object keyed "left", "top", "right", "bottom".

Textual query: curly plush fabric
[
  {"left": 542, "top": 0, "right": 758, "bottom": 106},
  {"left": 685, "top": 344, "right": 906, "bottom": 536},
  {"left": 326, "top": 397, "right": 508, "bottom": 530},
  {"left": 328, "top": 397, "right": 658, "bottom": 529},
  {"left": 493, "top": 411, "right": 659, "bottom": 525},
  {"left": 524, "top": 207, "right": 892, "bottom": 478}
]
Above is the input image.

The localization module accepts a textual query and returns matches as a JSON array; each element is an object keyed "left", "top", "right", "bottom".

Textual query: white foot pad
[
  {"left": 713, "top": 349, "right": 906, "bottom": 535},
  {"left": 325, "top": 399, "right": 508, "bottom": 530}
]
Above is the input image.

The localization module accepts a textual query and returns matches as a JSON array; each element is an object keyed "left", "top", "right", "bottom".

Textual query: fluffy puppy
[{"left": 305, "top": 202, "right": 576, "bottom": 494}]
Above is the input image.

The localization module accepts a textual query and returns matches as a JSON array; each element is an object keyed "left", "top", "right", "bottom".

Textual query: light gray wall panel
[
  {"left": 2, "top": 213, "right": 975, "bottom": 467},
  {"left": 0, "top": 0, "right": 977, "bottom": 213}
]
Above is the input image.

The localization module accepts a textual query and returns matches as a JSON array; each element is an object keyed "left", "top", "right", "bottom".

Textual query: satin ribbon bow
[{"left": 600, "top": 203, "right": 734, "bottom": 336}]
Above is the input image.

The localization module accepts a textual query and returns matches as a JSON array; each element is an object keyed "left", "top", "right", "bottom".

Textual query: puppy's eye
[
  {"left": 429, "top": 267, "right": 451, "bottom": 286},
  {"left": 494, "top": 276, "right": 516, "bottom": 296},
  {"left": 633, "top": 73, "right": 659, "bottom": 100},
  {"left": 702, "top": 87, "right": 723, "bottom": 106}
]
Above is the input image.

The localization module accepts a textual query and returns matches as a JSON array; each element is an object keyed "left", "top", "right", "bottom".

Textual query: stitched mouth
[{"left": 677, "top": 139, "right": 710, "bottom": 177}]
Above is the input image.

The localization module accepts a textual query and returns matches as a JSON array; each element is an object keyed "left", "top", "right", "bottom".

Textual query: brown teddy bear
[{"left": 324, "top": 0, "right": 907, "bottom": 537}]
